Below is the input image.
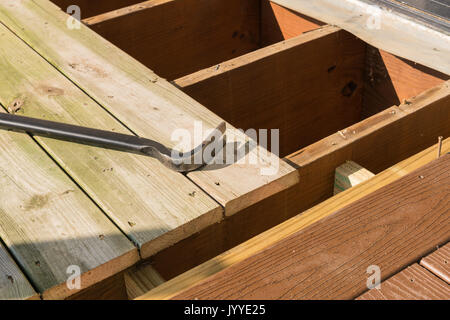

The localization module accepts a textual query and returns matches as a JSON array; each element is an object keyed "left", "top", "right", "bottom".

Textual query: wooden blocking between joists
[
  {"left": 334, "top": 161, "right": 375, "bottom": 195},
  {"left": 124, "top": 264, "right": 165, "bottom": 299}
]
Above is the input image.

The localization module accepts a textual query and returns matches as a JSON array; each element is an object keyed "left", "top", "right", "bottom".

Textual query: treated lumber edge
[
  {"left": 0, "top": 0, "right": 298, "bottom": 221},
  {"left": 174, "top": 25, "right": 339, "bottom": 87},
  {"left": 0, "top": 241, "right": 39, "bottom": 300},
  {"left": 137, "top": 138, "right": 450, "bottom": 300},
  {"left": 83, "top": 0, "right": 172, "bottom": 25},
  {"left": 270, "top": 0, "right": 450, "bottom": 75}
]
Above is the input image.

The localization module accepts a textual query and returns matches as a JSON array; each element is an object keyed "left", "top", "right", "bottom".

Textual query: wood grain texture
[
  {"left": 145, "top": 83, "right": 449, "bottom": 281},
  {"left": 357, "top": 264, "right": 450, "bottom": 300},
  {"left": 138, "top": 139, "right": 450, "bottom": 299},
  {"left": 363, "top": 47, "right": 449, "bottom": 117},
  {"left": 334, "top": 161, "right": 375, "bottom": 195},
  {"left": 271, "top": 0, "right": 450, "bottom": 75},
  {"left": 50, "top": 0, "right": 144, "bottom": 18},
  {"left": 0, "top": 241, "right": 38, "bottom": 300},
  {"left": 170, "top": 155, "right": 450, "bottom": 300},
  {"left": 286, "top": 81, "right": 450, "bottom": 218},
  {"left": 0, "top": 22, "right": 222, "bottom": 258},
  {"left": 260, "top": 0, "right": 325, "bottom": 45},
  {"left": 175, "top": 26, "right": 366, "bottom": 158},
  {"left": 0, "top": 110, "right": 138, "bottom": 299},
  {"left": 85, "top": 0, "right": 261, "bottom": 80},
  {"left": 0, "top": 0, "right": 298, "bottom": 222},
  {"left": 420, "top": 242, "right": 450, "bottom": 284},
  {"left": 124, "top": 264, "right": 165, "bottom": 299}
]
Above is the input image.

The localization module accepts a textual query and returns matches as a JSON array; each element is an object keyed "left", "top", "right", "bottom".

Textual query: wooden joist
[
  {"left": 334, "top": 161, "right": 375, "bottom": 195},
  {"left": 270, "top": 0, "right": 450, "bottom": 75},
  {"left": 138, "top": 138, "right": 450, "bottom": 299},
  {"left": 0, "top": 20, "right": 221, "bottom": 259},
  {"left": 357, "top": 264, "right": 450, "bottom": 300},
  {"left": 124, "top": 264, "right": 165, "bottom": 299},
  {"left": 160, "top": 154, "right": 450, "bottom": 299},
  {"left": 175, "top": 26, "right": 366, "bottom": 157},
  {"left": 0, "top": 0, "right": 298, "bottom": 231},
  {"left": 85, "top": 0, "right": 261, "bottom": 80},
  {"left": 0, "top": 242, "right": 38, "bottom": 300}
]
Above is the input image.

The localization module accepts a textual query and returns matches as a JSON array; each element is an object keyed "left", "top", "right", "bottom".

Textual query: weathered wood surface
[
  {"left": 168, "top": 154, "right": 449, "bottom": 299},
  {"left": 0, "top": 108, "right": 138, "bottom": 299},
  {"left": 420, "top": 242, "right": 450, "bottom": 284},
  {"left": 175, "top": 26, "right": 366, "bottom": 157},
  {"left": 271, "top": 0, "right": 450, "bottom": 75},
  {"left": 138, "top": 139, "right": 450, "bottom": 299},
  {"left": 144, "top": 82, "right": 449, "bottom": 281},
  {"left": 86, "top": 0, "right": 261, "bottom": 80},
  {"left": 358, "top": 264, "right": 450, "bottom": 300},
  {"left": 0, "top": 0, "right": 298, "bottom": 223},
  {"left": 0, "top": 21, "right": 222, "bottom": 259},
  {"left": 0, "top": 242, "right": 38, "bottom": 300}
]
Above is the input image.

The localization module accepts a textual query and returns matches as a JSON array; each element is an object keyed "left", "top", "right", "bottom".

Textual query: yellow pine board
[
  {"left": 0, "top": 0, "right": 298, "bottom": 218},
  {"left": 0, "top": 241, "right": 38, "bottom": 300},
  {"left": 0, "top": 22, "right": 222, "bottom": 258},
  {"left": 138, "top": 138, "right": 450, "bottom": 299},
  {"left": 0, "top": 108, "right": 138, "bottom": 299}
]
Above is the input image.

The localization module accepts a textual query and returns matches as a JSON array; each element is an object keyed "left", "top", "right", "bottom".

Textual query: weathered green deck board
[
  {"left": 0, "top": 20, "right": 222, "bottom": 258},
  {"left": 0, "top": 107, "right": 138, "bottom": 299},
  {"left": 0, "top": 0, "right": 298, "bottom": 227},
  {"left": 0, "top": 241, "right": 39, "bottom": 300}
]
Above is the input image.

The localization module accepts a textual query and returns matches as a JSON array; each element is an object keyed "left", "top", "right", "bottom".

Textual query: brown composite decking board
[
  {"left": 170, "top": 155, "right": 450, "bottom": 299},
  {"left": 357, "top": 264, "right": 450, "bottom": 300},
  {"left": 420, "top": 242, "right": 450, "bottom": 284}
]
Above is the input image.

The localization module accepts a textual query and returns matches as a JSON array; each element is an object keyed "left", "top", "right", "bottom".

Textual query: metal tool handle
[
  {"left": 0, "top": 113, "right": 167, "bottom": 154},
  {"left": 0, "top": 113, "right": 226, "bottom": 172}
]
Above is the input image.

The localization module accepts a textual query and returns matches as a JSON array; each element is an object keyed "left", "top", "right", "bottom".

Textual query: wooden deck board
[
  {"left": 0, "top": 108, "right": 138, "bottom": 299},
  {"left": 0, "top": 241, "right": 38, "bottom": 300},
  {"left": 169, "top": 154, "right": 449, "bottom": 299},
  {"left": 0, "top": 0, "right": 298, "bottom": 224},
  {"left": 357, "top": 264, "right": 450, "bottom": 300},
  {"left": 420, "top": 242, "right": 450, "bottom": 284},
  {"left": 139, "top": 139, "right": 450, "bottom": 300},
  {"left": 0, "top": 21, "right": 222, "bottom": 258}
]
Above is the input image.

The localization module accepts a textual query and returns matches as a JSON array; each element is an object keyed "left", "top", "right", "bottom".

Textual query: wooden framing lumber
[
  {"left": 163, "top": 154, "right": 450, "bottom": 299},
  {"left": 85, "top": 0, "right": 261, "bottom": 80},
  {"left": 0, "top": 0, "right": 298, "bottom": 227},
  {"left": 144, "top": 81, "right": 450, "bottom": 279},
  {"left": 270, "top": 0, "right": 450, "bottom": 75},
  {"left": 174, "top": 26, "right": 366, "bottom": 157},
  {"left": 138, "top": 138, "right": 450, "bottom": 299},
  {"left": 334, "top": 161, "right": 375, "bottom": 195},
  {"left": 50, "top": 0, "right": 144, "bottom": 19},
  {"left": 420, "top": 242, "right": 450, "bottom": 284},
  {"left": 0, "top": 108, "right": 138, "bottom": 299},
  {"left": 0, "top": 241, "right": 38, "bottom": 300},
  {"left": 363, "top": 46, "right": 449, "bottom": 117},
  {"left": 0, "top": 21, "right": 222, "bottom": 259},
  {"left": 260, "top": 0, "right": 325, "bottom": 46},
  {"left": 124, "top": 264, "right": 165, "bottom": 299},
  {"left": 357, "top": 264, "right": 450, "bottom": 300}
]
